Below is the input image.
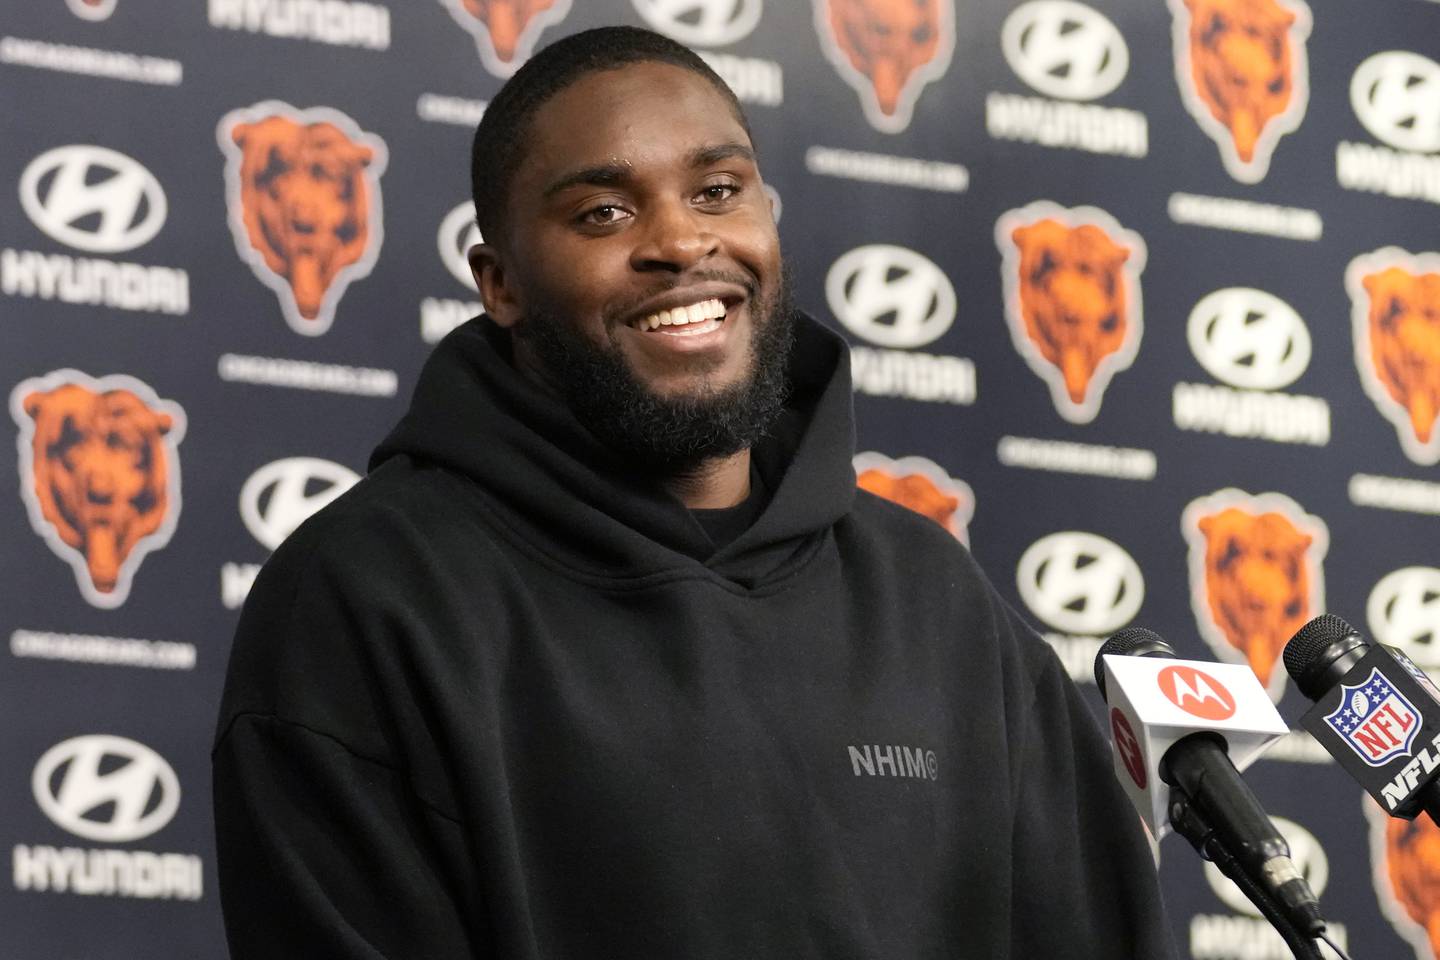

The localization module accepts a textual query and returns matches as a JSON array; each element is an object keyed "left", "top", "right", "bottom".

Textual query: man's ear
[{"left": 469, "top": 242, "right": 522, "bottom": 328}]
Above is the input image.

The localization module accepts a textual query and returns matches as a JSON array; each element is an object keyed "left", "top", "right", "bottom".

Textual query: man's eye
[
  {"left": 697, "top": 183, "right": 739, "bottom": 204},
  {"left": 581, "top": 205, "right": 629, "bottom": 226}
]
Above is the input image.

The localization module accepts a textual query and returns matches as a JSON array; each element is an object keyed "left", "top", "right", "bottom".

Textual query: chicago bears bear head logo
[
  {"left": 218, "top": 102, "right": 387, "bottom": 337},
  {"left": 814, "top": 0, "right": 955, "bottom": 133},
  {"left": 1347, "top": 248, "right": 1440, "bottom": 466},
  {"left": 996, "top": 201, "right": 1147, "bottom": 424},
  {"left": 1169, "top": 0, "right": 1311, "bottom": 182},
  {"left": 11, "top": 371, "right": 185, "bottom": 609},
  {"left": 1182, "top": 489, "right": 1327, "bottom": 699},
  {"left": 438, "top": 0, "right": 571, "bottom": 77},
  {"left": 854, "top": 452, "right": 973, "bottom": 543},
  {"left": 1367, "top": 799, "right": 1440, "bottom": 960}
]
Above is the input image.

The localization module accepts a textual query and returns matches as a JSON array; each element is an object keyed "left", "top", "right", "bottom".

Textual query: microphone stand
[{"left": 1167, "top": 788, "right": 1324, "bottom": 960}]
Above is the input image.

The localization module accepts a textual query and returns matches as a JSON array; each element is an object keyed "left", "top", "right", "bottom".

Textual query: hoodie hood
[{"left": 371, "top": 312, "right": 856, "bottom": 587}]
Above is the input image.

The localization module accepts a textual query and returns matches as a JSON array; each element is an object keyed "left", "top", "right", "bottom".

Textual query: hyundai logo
[
  {"left": 1351, "top": 50, "right": 1440, "bottom": 154},
  {"left": 1368, "top": 566, "right": 1440, "bottom": 666},
  {"left": 1002, "top": 0, "right": 1129, "bottom": 101},
  {"left": 437, "top": 201, "right": 482, "bottom": 292},
  {"left": 240, "top": 457, "right": 360, "bottom": 551},
  {"left": 1187, "top": 287, "right": 1312, "bottom": 391},
  {"left": 19, "top": 145, "right": 167, "bottom": 253},
  {"left": 825, "top": 244, "right": 956, "bottom": 349},
  {"left": 1016, "top": 530, "right": 1144, "bottom": 635},
  {"left": 632, "top": 0, "right": 762, "bottom": 47},
  {"left": 32, "top": 734, "right": 181, "bottom": 843}
]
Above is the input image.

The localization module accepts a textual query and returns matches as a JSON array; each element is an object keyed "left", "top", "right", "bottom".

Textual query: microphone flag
[
  {"left": 1297, "top": 643, "right": 1440, "bottom": 817},
  {"left": 1100, "top": 654, "right": 1289, "bottom": 837}
]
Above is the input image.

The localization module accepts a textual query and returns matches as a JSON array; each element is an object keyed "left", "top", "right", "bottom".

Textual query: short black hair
[{"left": 470, "top": 25, "right": 751, "bottom": 245}]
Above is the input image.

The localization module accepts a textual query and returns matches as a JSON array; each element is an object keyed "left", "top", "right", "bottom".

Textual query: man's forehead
[
  {"left": 537, "top": 141, "right": 756, "bottom": 204},
  {"left": 520, "top": 62, "right": 752, "bottom": 184}
]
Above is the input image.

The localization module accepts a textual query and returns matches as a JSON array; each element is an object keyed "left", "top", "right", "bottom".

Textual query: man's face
[{"left": 484, "top": 61, "right": 784, "bottom": 404}]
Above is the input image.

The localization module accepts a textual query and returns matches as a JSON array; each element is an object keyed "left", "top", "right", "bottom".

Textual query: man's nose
[{"left": 630, "top": 201, "right": 718, "bottom": 272}]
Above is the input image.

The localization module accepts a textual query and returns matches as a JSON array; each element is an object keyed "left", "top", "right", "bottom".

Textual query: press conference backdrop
[{"left": 2, "top": 0, "right": 1438, "bottom": 956}]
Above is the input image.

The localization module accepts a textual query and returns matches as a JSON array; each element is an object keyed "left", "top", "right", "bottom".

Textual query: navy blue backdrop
[{"left": 3, "top": 1, "right": 1439, "bottom": 956}]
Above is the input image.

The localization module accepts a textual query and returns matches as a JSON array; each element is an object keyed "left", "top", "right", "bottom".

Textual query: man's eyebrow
[
  {"left": 542, "top": 162, "right": 633, "bottom": 199},
  {"left": 541, "top": 143, "right": 757, "bottom": 200},
  {"left": 688, "top": 142, "right": 755, "bottom": 167}
]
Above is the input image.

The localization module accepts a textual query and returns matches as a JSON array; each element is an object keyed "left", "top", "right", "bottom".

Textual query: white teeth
[
  {"left": 634, "top": 298, "right": 727, "bottom": 331},
  {"left": 665, "top": 318, "right": 721, "bottom": 337}
]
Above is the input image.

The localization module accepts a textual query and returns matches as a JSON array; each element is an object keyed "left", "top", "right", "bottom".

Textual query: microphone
[
  {"left": 1284, "top": 613, "right": 1440, "bottom": 823},
  {"left": 1096, "top": 628, "right": 1324, "bottom": 938}
]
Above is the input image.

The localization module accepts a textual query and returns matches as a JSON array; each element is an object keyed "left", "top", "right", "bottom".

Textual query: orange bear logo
[
  {"left": 1348, "top": 248, "right": 1440, "bottom": 465},
  {"left": 218, "top": 102, "right": 387, "bottom": 336},
  {"left": 1170, "top": 0, "right": 1311, "bottom": 182},
  {"left": 439, "top": 0, "right": 570, "bottom": 77},
  {"left": 1368, "top": 802, "right": 1440, "bottom": 960},
  {"left": 1386, "top": 816, "right": 1440, "bottom": 957},
  {"left": 1182, "top": 490, "right": 1327, "bottom": 699},
  {"left": 814, "top": 0, "right": 955, "bottom": 133},
  {"left": 11, "top": 371, "right": 185, "bottom": 609},
  {"left": 854, "top": 452, "right": 973, "bottom": 543},
  {"left": 996, "top": 202, "right": 1147, "bottom": 424}
]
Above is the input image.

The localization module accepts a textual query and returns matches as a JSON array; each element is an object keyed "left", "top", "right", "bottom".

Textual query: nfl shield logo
[{"left": 1324, "top": 668, "right": 1422, "bottom": 768}]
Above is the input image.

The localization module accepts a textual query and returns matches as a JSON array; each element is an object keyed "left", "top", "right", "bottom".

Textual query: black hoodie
[{"left": 213, "top": 314, "right": 1176, "bottom": 959}]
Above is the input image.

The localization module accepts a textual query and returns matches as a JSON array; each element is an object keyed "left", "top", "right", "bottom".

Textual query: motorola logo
[
  {"left": 32, "top": 735, "right": 181, "bottom": 843},
  {"left": 437, "top": 201, "right": 482, "bottom": 291},
  {"left": 1368, "top": 566, "right": 1440, "bottom": 666},
  {"left": 240, "top": 457, "right": 360, "bottom": 551},
  {"left": 1110, "top": 709, "right": 1146, "bottom": 789},
  {"left": 1000, "top": 0, "right": 1128, "bottom": 101},
  {"left": 825, "top": 245, "right": 956, "bottom": 349},
  {"left": 1351, "top": 51, "right": 1440, "bottom": 154},
  {"left": 1206, "top": 816, "right": 1328, "bottom": 916},
  {"left": 1016, "top": 531, "right": 1144, "bottom": 636},
  {"left": 1186, "top": 287, "right": 1312, "bottom": 391},
  {"left": 19, "top": 145, "right": 167, "bottom": 253},
  {"left": 1157, "top": 665, "right": 1235, "bottom": 721},
  {"left": 631, "top": 0, "right": 761, "bottom": 47}
]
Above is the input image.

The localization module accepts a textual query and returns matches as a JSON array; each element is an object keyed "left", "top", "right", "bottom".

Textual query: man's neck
[{"left": 667, "top": 450, "right": 752, "bottom": 509}]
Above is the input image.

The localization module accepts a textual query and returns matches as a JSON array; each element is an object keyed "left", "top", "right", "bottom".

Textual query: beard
[{"left": 514, "top": 263, "right": 796, "bottom": 476}]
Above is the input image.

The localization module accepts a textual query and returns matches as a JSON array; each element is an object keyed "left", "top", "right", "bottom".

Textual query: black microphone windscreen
[
  {"left": 1094, "top": 627, "right": 1174, "bottom": 696},
  {"left": 1282, "top": 614, "right": 1359, "bottom": 686}
]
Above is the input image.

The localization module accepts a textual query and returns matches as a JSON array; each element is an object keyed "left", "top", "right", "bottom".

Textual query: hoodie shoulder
[
  {"left": 278, "top": 455, "right": 492, "bottom": 561},
  {"left": 217, "top": 456, "right": 506, "bottom": 739},
  {"left": 847, "top": 488, "right": 1063, "bottom": 676},
  {"left": 241, "top": 453, "right": 516, "bottom": 628},
  {"left": 848, "top": 487, "right": 973, "bottom": 566}
]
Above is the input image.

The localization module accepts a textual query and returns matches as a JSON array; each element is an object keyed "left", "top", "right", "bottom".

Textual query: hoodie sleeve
[
  {"left": 1003, "top": 608, "right": 1179, "bottom": 959},
  {"left": 212, "top": 520, "right": 489, "bottom": 960},
  {"left": 213, "top": 716, "right": 483, "bottom": 959}
]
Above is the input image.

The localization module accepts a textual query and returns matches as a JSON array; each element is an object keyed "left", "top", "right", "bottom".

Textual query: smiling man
[
  {"left": 213, "top": 26, "right": 1176, "bottom": 959},
  {"left": 471, "top": 50, "right": 793, "bottom": 511}
]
